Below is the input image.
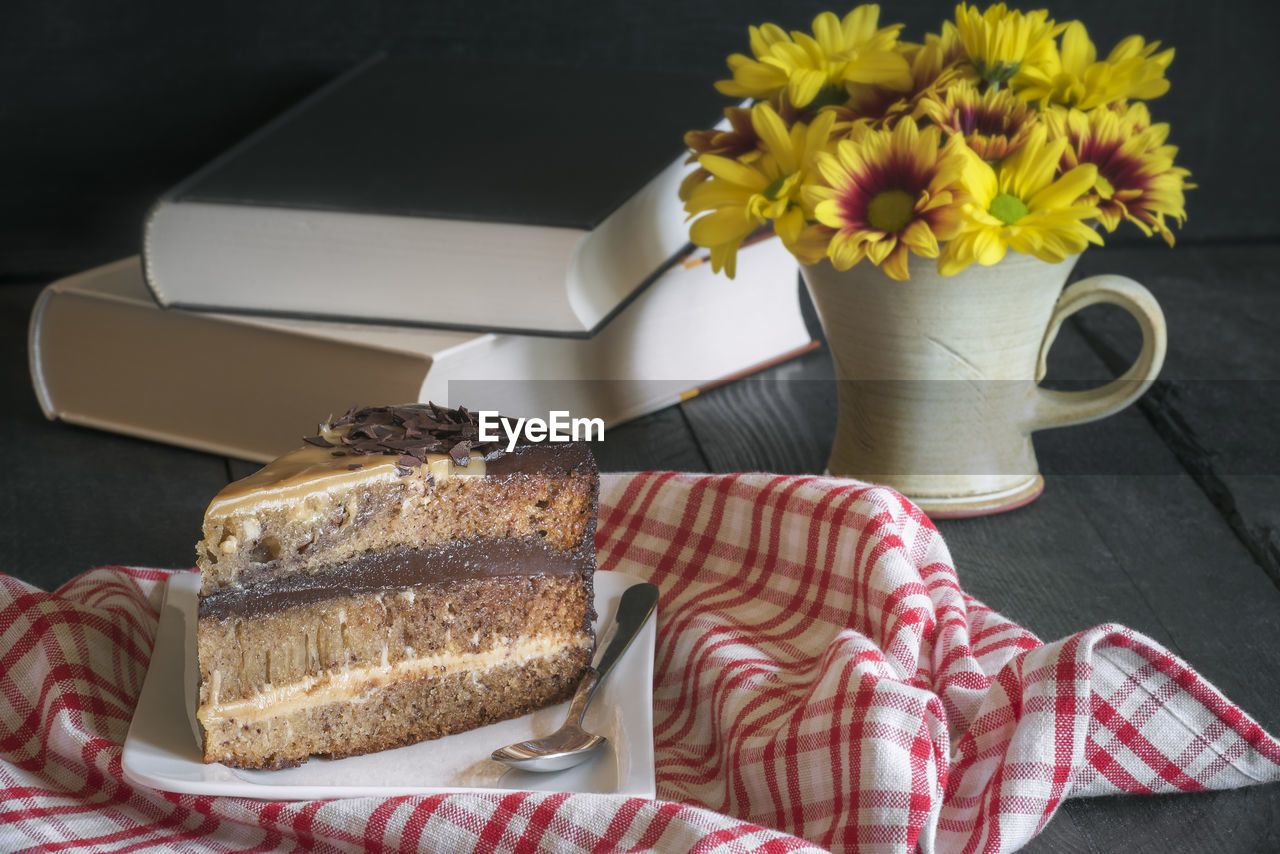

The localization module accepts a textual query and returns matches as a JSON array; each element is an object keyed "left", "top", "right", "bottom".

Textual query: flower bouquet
[
  {"left": 681, "top": 3, "right": 1191, "bottom": 280},
  {"left": 681, "top": 4, "right": 1182, "bottom": 515}
]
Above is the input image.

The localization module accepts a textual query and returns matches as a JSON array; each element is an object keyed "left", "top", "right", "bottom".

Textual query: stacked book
[{"left": 29, "top": 56, "right": 815, "bottom": 462}]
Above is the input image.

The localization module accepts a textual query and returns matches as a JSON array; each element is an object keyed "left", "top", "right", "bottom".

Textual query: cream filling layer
[{"left": 198, "top": 632, "right": 591, "bottom": 726}]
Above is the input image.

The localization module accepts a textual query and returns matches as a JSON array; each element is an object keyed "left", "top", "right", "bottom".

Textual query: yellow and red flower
[
  {"left": 806, "top": 119, "right": 969, "bottom": 280},
  {"left": 921, "top": 80, "right": 1038, "bottom": 161},
  {"left": 1045, "top": 103, "right": 1191, "bottom": 245}
]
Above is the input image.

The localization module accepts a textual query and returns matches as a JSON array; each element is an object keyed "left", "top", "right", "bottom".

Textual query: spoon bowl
[
  {"left": 490, "top": 723, "right": 607, "bottom": 773},
  {"left": 491, "top": 582, "right": 658, "bottom": 773}
]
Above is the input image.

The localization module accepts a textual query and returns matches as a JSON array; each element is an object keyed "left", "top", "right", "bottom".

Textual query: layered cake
[{"left": 194, "top": 403, "right": 597, "bottom": 769}]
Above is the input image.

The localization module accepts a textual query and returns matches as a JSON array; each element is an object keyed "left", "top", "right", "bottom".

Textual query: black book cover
[{"left": 171, "top": 55, "right": 726, "bottom": 231}]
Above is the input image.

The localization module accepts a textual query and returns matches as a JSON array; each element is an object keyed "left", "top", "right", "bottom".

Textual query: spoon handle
[
  {"left": 569, "top": 582, "right": 658, "bottom": 723},
  {"left": 594, "top": 582, "right": 659, "bottom": 681}
]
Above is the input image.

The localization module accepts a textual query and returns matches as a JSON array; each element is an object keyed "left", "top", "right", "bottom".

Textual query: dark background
[{"left": 2, "top": 0, "right": 1277, "bottom": 278}]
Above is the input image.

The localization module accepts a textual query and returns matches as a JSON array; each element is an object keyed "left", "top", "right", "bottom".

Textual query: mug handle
[{"left": 1028, "top": 274, "right": 1168, "bottom": 432}]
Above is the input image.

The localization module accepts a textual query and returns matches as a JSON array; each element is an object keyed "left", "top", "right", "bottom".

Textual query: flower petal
[
  {"left": 689, "top": 207, "right": 755, "bottom": 247},
  {"left": 751, "top": 104, "right": 796, "bottom": 173},
  {"left": 699, "top": 154, "right": 770, "bottom": 190},
  {"left": 865, "top": 235, "right": 897, "bottom": 265},
  {"left": 902, "top": 219, "right": 940, "bottom": 257},
  {"left": 828, "top": 234, "right": 867, "bottom": 270},
  {"left": 788, "top": 68, "right": 828, "bottom": 107},
  {"left": 842, "top": 50, "right": 913, "bottom": 91},
  {"left": 1028, "top": 163, "right": 1098, "bottom": 211},
  {"left": 882, "top": 245, "right": 912, "bottom": 280},
  {"left": 958, "top": 146, "right": 998, "bottom": 206},
  {"left": 814, "top": 199, "right": 848, "bottom": 229},
  {"left": 1059, "top": 21, "right": 1096, "bottom": 75}
]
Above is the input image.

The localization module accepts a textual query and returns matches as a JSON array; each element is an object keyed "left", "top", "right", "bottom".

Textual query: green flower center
[
  {"left": 867, "top": 189, "right": 915, "bottom": 233},
  {"left": 762, "top": 174, "right": 789, "bottom": 200},
  {"left": 974, "top": 60, "right": 1022, "bottom": 86},
  {"left": 807, "top": 84, "right": 849, "bottom": 110},
  {"left": 990, "top": 192, "right": 1029, "bottom": 225}
]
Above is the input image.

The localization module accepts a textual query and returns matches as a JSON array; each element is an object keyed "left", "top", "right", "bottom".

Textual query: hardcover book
[
  {"left": 143, "top": 55, "right": 726, "bottom": 337},
  {"left": 33, "top": 241, "right": 815, "bottom": 462}
]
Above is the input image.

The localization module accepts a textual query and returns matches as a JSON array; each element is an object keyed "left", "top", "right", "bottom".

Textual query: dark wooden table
[{"left": 3, "top": 244, "right": 1278, "bottom": 852}]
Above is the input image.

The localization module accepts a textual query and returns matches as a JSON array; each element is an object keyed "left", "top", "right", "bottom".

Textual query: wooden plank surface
[
  {"left": 1036, "top": 245, "right": 1280, "bottom": 852},
  {"left": 1070, "top": 245, "right": 1280, "bottom": 586}
]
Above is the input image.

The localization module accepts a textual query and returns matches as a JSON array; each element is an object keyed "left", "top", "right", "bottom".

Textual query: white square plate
[{"left": 122, "top": 570, "right": 656, "bottom": 800}]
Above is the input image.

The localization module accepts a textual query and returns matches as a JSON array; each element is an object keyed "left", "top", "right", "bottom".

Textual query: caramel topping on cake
[
  {"left": 206, "top": 403, "right": 594, "bottom": 518},
  {"left": 208, "top": 403, "right": 496, "bottom": 516},
  {"left": 208, "top": 436, "right": 487, "bottom": 516}
]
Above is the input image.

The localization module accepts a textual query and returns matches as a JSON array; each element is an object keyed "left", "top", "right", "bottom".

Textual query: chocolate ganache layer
[{"left": 198, "top": 534, "right": 595, "bottom": 621}]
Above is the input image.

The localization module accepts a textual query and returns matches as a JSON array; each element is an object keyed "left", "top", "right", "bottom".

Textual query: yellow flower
[
  {"left": 805, "top": 119, "right": 969, "bottom": 280},
  {"left": 939, "top": 124, "right": 1103, "bottom": 274},
  {"left": 1045, "top": 104, "right": 1191, "bottom": 245},
  {"left": 684, "top": 104, "right": 836, "bottom": 276},
  {"left": 921, "top": 80, "right": 1037, "bottom": 162},
  {"left": 1015, "top": 21, "right": 1174, "bottom": 109},
  {"left": 716, "top": 5, "right": 913, "bottom": 109},
  {"left": 952, "top": 3, "right": 1065, "bottom": 86}
]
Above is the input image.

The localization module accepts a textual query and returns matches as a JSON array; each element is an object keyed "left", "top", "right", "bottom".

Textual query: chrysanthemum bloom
[
  {"left": 829, "top": 37, "right": 967, "bottom": 130},
  {"left": 684, "top": 104, "right": 836, "bottom": 276},
  {"left": 1015, "top": 21, "right": 1174, "bottom": 109},
  {"left": 921, "top": 80, "right": 1037, "bottom": 161},
  {"left": 1044, "top": 104, "right": 1190, "bottom": 246},
  {"left": 806, "top": 119, "right": 969, "bottom": 280},
  {"left": 939, "top": 125, "right": 1103, "bottom": 274},
  {"left": 716, "top": 5, "right": 913, "bottom": 109},
  {"left": 952, "top": 2, "right": 1065, "bottom": 87}
]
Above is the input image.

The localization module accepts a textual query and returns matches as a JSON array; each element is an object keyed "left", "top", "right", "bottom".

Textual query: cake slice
[{"left": 194, "top": 403, "right": 597, "bottom": 769}]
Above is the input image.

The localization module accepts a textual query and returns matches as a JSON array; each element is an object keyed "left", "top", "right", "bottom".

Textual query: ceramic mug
[{"left": 800, "top": 251, "right": 1167, "bottom": 516}]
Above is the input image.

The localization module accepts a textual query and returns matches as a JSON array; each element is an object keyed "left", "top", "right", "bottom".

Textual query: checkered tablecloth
[{"left": 3, "top": 472, "right": 1278, "bottom": 852}]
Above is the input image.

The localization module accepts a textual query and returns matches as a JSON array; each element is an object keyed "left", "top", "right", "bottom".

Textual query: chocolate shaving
[
  {"left": 346, "top": 463, "right": 363, "bottom": 471},
  {"left": 306, "top": 403, "right": 509, "bottom": 470},
  {"left": 449, "top": 440, "right": 472, "bottom": 466}
]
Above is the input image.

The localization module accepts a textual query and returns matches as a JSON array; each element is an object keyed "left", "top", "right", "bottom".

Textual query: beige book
[{"left": 30, "top": 240, "right": 814, "bottom": 462}]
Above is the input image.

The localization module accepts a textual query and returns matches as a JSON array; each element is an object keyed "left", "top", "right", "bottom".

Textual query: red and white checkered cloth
[{"left": 3, "top": 472, "right": 1278, "bottom": 853}]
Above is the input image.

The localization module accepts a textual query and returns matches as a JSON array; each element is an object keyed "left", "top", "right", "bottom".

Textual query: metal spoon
[{"left": 491, "top": 581, "right": 659, "bottom": 772}]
